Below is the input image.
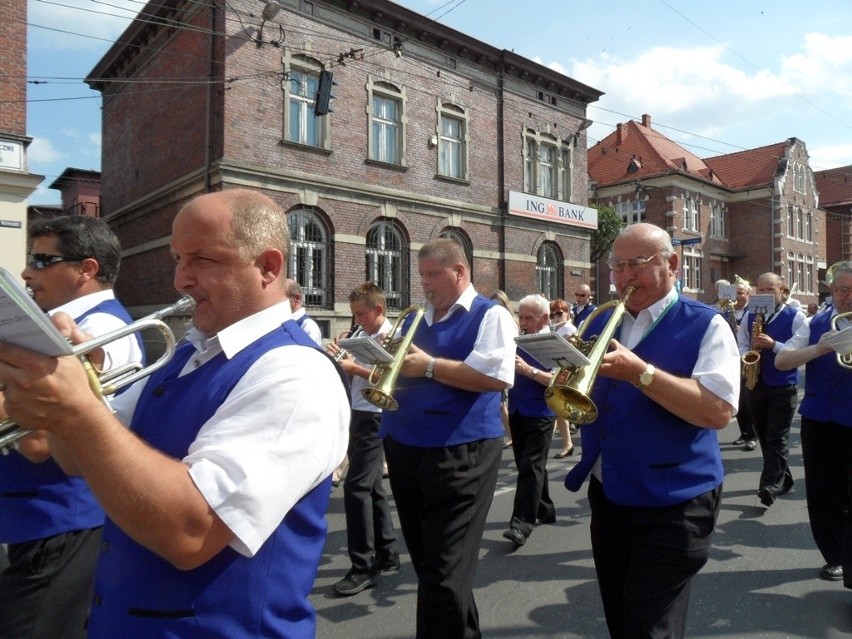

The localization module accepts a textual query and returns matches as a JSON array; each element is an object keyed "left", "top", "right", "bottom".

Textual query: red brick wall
[{"left": 0, "top": 0, "right": 26, "bottom": 134}]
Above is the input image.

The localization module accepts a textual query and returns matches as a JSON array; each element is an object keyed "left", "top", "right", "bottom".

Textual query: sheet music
[
  {"left": 0, "top": 267, "right": 73, "bottom": 356},
  {"left": 747, "top": 294, "right": 775, "bottom": 315},
  {"left": 514, "top": 332, "right": 591, "bottom": 369},
  {"left": 824, "top": 324, "right": 852, "bottom": 356},
  {"left": 336, "top": 336, "right": 395, "bottom": 364},
  {"left": 717, "top": 284, "right": 736, "bottom": 301}
]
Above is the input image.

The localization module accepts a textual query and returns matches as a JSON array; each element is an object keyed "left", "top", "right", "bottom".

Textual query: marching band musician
[
  {"left": 775, "top": 262, "right": 852, "bottom": 586},
  {"left": 736, "top": 272, "right": 806, "bottom": 507},
  {"left": 380, "top": 237, "right": 516, "bottom": 639},
  {"left": 564, "top": 223, "right": 739, "bottom": 639},
  {"left": 0, "top": 215, "right": 144, "bottom": 639},
  {"left": 0, "top": 190, "right": 349, "bottom": 639},
  {"left": 727, "top": 278, "right": 758, "bottom": 451},
  {"left": 328, "top": 282, "right": 400, "bottom": 596}
]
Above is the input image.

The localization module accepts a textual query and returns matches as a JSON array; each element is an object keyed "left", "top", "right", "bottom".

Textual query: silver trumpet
[
  {"left": 331, "top": 326, "right": 363, "bottom": 362},
  {"left": 0, "top": 296, "right": 195, "bottom": 454}
]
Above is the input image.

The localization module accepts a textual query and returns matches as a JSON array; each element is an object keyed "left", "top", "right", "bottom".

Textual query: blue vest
[
  {"left": 565, "top": 297, "right": 724, "bottom": 506},
  {"left": 747, "top": 305, "right": 799, "bottom": 387},
  {"left": 572, "top": 303, "right": 596, "bottom": 327},
  {"left": 380, "top": 295, "right": 503, "bottom": 446},
  {"left": 508, "top": 343, "right": 554, "bottom": 418},
  {"left": 798, "top": 311, "right": 852, "bottom": 426},
  {"left": 87, "top": 321, "right": 332, "bottom": 639},
  {"left": 0, "top": 300, "right": 140, "bottom": 543}
]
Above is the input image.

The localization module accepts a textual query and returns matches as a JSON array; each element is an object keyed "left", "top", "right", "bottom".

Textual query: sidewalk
[{"left": 312, "top": 410, "right": 852, "bottom": 638}]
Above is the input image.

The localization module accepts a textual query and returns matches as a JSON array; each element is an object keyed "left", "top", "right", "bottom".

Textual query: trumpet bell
[
  {"left": 543, "top": 385, "right": 598, "bottom": 424},
  {"left": 361, "top": 388, "right": 398, "bottom": 411}
]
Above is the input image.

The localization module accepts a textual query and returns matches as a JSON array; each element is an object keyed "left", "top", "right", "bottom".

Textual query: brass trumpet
[
  {"left": 331, "top": 327, "right": 362, "bottom": 362},
  {"left": 831, "top": 311, "right": 852, "bottom": 370},
  {"left": 543, "top": 286, "right": 635, "bottom": 423},
  {"left": 362, "top": 306, "right": 425, "bottom": 411},
  {"left": 0, "top": 296, "right": 195, "bottom": 454}
]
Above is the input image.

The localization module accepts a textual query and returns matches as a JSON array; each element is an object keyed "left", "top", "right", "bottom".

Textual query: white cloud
[
  {"left": 27, "top": 137, "right": 64, "bottom": 164},
  {"left": 808, "top": 143, "right": 852, "bottom": 172},
  {"left": 28, "top": 0, "right": 137, "bottom": 51}
]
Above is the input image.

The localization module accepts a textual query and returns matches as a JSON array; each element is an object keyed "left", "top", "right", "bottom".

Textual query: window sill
[
  {"left": 365, "top": 158, "right": 407, "bottom": 171},
  {"left": 278, "top": 139, "right": 332, "bottom": 155},
  {"left": 434, "top": 174, "right": 470, "bottom": 186}
]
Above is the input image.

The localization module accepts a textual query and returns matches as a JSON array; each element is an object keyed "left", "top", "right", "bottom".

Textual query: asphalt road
[{"left": 311, "top": 392, "right": 852, "bottom": 639}]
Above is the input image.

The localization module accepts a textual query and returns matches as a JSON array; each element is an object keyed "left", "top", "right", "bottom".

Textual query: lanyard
[{"left": 617, "top": 296, "right": 677, "bottom": 348}]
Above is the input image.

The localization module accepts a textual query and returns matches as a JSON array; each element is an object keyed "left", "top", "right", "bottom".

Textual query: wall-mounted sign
[
  {"left": 508, "top": 191, "right": 598, "bottom": 230},
  {"left": 0, "top": 220, "right": 23, "bottom": 229},
  {"left": 0, "top": 140, "right": 23, "bottom": 171}
]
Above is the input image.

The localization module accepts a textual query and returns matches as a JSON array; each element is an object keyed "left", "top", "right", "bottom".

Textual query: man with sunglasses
[
  {"left": 0, "top": 215, "right": 144, "bottom": 639},
  {"left": 571, "top": 283, "right": 596, "bottom": 327},
  {"left": 564, "top": 223, "right": 739, "bottom": 638}
]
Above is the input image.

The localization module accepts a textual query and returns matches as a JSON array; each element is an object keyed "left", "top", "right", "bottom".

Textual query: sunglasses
[
  {"left": 26, "top": 253, "right": 86, "bottom": 270},
  {"left": 549, "top": 311, "right": 565, "bottom": 318}
]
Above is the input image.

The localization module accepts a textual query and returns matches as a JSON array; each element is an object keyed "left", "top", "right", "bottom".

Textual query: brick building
[
  {"left": 0, "top": 0, "right": 43, "bottom": 276},
  {"left": 589, "top": 114, "right": 824, "bottom": 307},
  {"left": 814, "top": 165, "right": 852, "bottom": 297},
  {"left": 87, "top": 0, "right": 603, "bottom": 334}
]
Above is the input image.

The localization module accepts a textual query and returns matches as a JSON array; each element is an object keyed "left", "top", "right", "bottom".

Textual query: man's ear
[
  {"left": 78, "top": 257, "right": 101, "bottom": 282},
  {"left": 257, "top": 249, "right": 284, "bottom": 285}
]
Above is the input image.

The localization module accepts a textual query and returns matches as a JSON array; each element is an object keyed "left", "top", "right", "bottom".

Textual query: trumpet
[
  {"left": 362, "top": 306, "right": 425, "bottom": 411},
  {"left": 331, "top": 327, "right": 363, "bottom": 362},
  {"left": 543, "top": 286, "right": 635, "bottom": 423},
  {"left": 0, "top": 296, "right": 195, "bottom": 454},
  {"left": 831, "top": 311, "right": 852, "bottom": 370}
]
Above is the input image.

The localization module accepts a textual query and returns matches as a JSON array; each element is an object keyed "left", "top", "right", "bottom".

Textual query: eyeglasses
[
  {"left": 574, "top": 293, "right": 588, "bottom": 298},
  {"left": 26, "top": 253, "right": 85, "bottom": 270},
  {"left": 549, "top": 311, "right": 565, "bottom": 318},
  {"left": 607, "top": 251, "right": 662, "bottom": 273}
]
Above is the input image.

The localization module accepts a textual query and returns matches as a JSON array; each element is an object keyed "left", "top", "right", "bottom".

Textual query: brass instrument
[
  {"left": 362, "top": 306, "right": 425, "bottom": 411},
  {"left": 831, "top": 311, "right": 852, "bottom": 370},
  {"left": 0, "top": 297, "right": 195, "bottom": 454},
  {"left": 720, "top": 298, "right": 738, "bottom": 335},
  {"left": 543, "top": 286, "right": 635, "bottom": 423},
  {"left": 742, "top": 309, "right": 765, "bottom": 391},
  {"left": 332, "top": 327, "right": 362, "bottom": 362}
]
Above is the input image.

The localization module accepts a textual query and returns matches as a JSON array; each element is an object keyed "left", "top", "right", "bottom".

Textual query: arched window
[
  {"left": 366, "top": 219, "right": 409, "bottom": 311},
  {"left": 287, "top": 208, "right": 332, "bottom": 308},
  {"left": 536, "top": 242, "right": 563, "bottom": 300},
  {"left": 439, "top": 227, "right": 474, "bottom": 281}
]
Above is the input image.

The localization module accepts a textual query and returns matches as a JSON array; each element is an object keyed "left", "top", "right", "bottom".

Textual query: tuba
[
  {"left": 543, "top": 286, "right": 635, "bottom": 423},
  {"left": 362, "top": 306, "right": 425, "bottom": 411},
  {"left": 831, "top": 311, "right": 852, "bottom": 370},
  {"left": 741, "top": 310, "right": 765, "bottom": 390},
  {"left": 0, "top": 297, "right": 195, "bottom": 455}
]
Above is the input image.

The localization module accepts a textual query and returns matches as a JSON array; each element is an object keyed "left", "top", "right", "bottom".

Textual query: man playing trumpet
[
  {"left": 0, "top": 215, "right": 144, "bottom": 639},
  {"left": 565, "top": 223, "right": 739, "bottom": 638}
]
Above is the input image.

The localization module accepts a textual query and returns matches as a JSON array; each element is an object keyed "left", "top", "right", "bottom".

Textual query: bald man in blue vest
[{"left": 565, "top": 223, "right": 739, "bottom": 638}]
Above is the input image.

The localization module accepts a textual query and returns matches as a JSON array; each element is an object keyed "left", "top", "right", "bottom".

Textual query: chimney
[
  {"left": 641, "top": 114, "right": 652, "bottom": 128},
  {"left": 617, "top": 122, "right": 625, "bottom": 146}
]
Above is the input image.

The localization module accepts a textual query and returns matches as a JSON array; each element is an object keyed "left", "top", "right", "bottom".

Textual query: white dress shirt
[
  {"left": 290, "top": 307, "right": 323, "bottom": 345},
  {"left": 350, "top": 318, "right": 393, "bottom": 413},
  {"left": 112, "top": 301, "right": 349, "bottom": 557}
]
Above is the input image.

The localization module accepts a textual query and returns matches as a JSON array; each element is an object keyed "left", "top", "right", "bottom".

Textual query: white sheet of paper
[
  {"left": 824, "top": 324, "right": 852, "bottom": 355},
  {"left": 336, "top": 336, "right": 395, "bottom": 364},
  {"left": 0, "top": 268, "right": 72, "bottom": 356},
  {"left": 747, "top": 294, "right": 775, "bottom": 315},
  {"left": 514, "top": 332, "right": 591, "bottom": 369}
]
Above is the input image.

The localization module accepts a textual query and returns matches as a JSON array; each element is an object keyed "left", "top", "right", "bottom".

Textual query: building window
[
  {"left": 366, "top": 219, "right": 409, "bottom": 311},
  {"left": 805, "top": 209, "right": 812, "bottom": 242},
  {"left": 683, "top": 197, "right": 699, "bottom": 232},
  {"left": 439, "top": 228, "right": 474, "bottom": 280},
  {"left": 796, "top": 208, "right": 804, "bottom": 239},
  {"left": 536, "top": 242, "right": 563, "bottom": 299},
  {"left": 682, "top": 248, "right": 702, "bottom": 291},
  {"left": 367, "top": 78, "right": 406, "bottom": 166},
  {"left": 794, "top": 163, "right": 806, "bottom": 194},
  {"left": 615, "top": 199, "right": 646, "bottom": 226},
  {"left": 288, "top": 208, "right": 332, "bottom": 309},
  {"left": 806, "top": 256, "right": 814, "bottom": 293},
  {"left": 710, "top": 205, "right": 726, "bottom": 238},
  {"left": 797, "top": 253, "right": 806, "bottom": 293},
  {"left": 523, "top": 130, "right": 573, "bottom": 201},
  {"left": 437, "top": 103, "right": 468, "bottom": 180},
  {"left": 787, "top": 252, "right": 796, "bottom": 286},
  {"left": 787, "top": 205, "right": 795, "bottom": 237},
  {"left": 282, "top": 55, "right": 327, "bottom": 148}
]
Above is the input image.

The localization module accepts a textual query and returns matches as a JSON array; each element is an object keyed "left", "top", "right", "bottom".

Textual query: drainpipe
[
  {"left": 204, "top": 0, "right": 216, "bottom": 192},
  {"left": 497, "top": 66, "right": 506, "bottom": 291}
]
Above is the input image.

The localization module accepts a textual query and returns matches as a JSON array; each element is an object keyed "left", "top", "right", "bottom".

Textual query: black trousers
[
  {"left": 735, "top": 377, "right": 755, "bottom": 440},
  {"left": 343, "top": 410, "right": 397, "bottom": 571},
  {"left": 800, "top": 417, "right": 852, "bottom": 584},
  {"left": 384, "top": 436, "right": 502, "bottom": 639},
  {"left": 747, "top": 382, "right": 797, "bottom": 493},
  {"left": 0, "top": 526, "right": 102, "bottom": 639},
  {"left": 508, "top": 413, "right": 555, "bottom": 537},
  {"left": 588, "top": 478, "right": 721, "bottom": 639}
]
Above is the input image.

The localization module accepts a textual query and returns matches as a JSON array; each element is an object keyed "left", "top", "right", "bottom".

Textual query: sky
[{"left": 23, "top": 0, "right": 852, "bottom": 205}]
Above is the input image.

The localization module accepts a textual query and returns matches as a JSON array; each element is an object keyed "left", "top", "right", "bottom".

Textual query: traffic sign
[{"left": 672, "top": 236, "right": 702, "bottom": 246}]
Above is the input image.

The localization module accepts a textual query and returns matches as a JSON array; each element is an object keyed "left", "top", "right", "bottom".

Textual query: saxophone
[
  {"left": 741, "top": 310, "right": 764, "bottom": 390},
  {"left": 720, "top": 298, "right": 738, "bottom": 335}
]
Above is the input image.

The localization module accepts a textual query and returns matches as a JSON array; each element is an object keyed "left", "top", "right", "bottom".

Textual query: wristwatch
[
  {"left": 638, "top": 364, "right": 656, "bottom": 388},
  {"left": 530, "top": 368, "right": 540, "bottom": 379},
  {"left": 425, "top": 357, "right": 436, "bottom": 379}
]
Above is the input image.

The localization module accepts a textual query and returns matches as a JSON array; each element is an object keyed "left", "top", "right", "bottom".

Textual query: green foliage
[{"left": 590, "top": 205, "right": 623, "bottom": 263}]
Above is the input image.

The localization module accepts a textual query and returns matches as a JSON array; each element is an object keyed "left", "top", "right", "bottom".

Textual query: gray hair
[{"left": 518, "top": 294, "right": 549, "bottom": 316}]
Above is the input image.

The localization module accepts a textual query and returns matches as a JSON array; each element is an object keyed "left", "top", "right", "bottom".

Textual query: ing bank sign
[{"left": 508, "top": 191, "right": 598, "bottom": 230}]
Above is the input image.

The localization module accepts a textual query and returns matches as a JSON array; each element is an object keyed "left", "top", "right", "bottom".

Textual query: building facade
[
  {"left": 0, "top": 0, "right": 43, "bottom": 277},
  {"left": 589, "top": 114, "right": 825, "bottom": 306},
  {"left": 87, "top": 0, "right": 603, "bottom": 334}
]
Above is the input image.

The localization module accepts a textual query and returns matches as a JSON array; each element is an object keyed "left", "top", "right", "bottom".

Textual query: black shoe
[
  {"left": 554, "top": 445, "right": 575, "bottom": 459},
  {"left": 502, "top": 527, "right": 526, "bottom": 547},
  {"left": 732, "top": 437, "right": 747, "bottom": 446},
  {"left": 333, "top": 566, "right": 380, "bottom": 596},
  {"left": 375, "top": 551, "right": 400, "bottom": 572},
  {"left": 742, "top": 439, "right": 757, "bottom": 451},
  {"left": 569, "top": 424, "right": 578, "bottom": 434},
  {"left": 819, "top": 564, "right": 843, "bottom": 581},
  {"left": 780, "top": 474, "right": 794, "bottom": 494},
  {"left": 757, "top": 488, "right": 775, "bottom": 507},
  {"left": 534, "top": 515, "right": 557, "bottom": 526}
]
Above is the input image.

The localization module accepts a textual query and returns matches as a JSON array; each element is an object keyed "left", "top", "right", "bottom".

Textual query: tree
[{"left": 590, "top": 205, "right": 623, "bottom": 263}]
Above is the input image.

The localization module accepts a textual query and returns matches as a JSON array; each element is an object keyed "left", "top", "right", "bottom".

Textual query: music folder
[
  {"left": 514, "top": 332, "right": 591, "bottom": 370},
  {"left": 336, "top": 336, "right": 395, "bottom": 365},
  {"left": 746, "top": 294, "right": 775, "bottom": 315},
  {"left": 0, "top": 267, "right": 72, "bottom": 356},
  {"left": 824, "top": 324, "right": 852, "bottom": 356}
]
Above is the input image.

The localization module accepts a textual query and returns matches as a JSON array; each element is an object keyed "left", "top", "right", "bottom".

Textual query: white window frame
[
  {"left": 282, "top": 54, "right": 328, "bottom": 148},
  {"left": 615, "top": 199, "right": 646, "bottom": 226},
  {"left": 710, "top": 204, "right": 726, "bottom": 238},
  {"left": 523, "top": 129, "right": 573, "bottom": 201},
  {"left": 683, "top": 197, "right": 699, "bottom": 232},
  {"left": 367, "top": 78, "right": 406, "bottom": 166},
  {"left": 366, "top": 219, "right": 409, "bottom": 311},
  {"left": 536, "top": 242, "right": 563, "bottom": 300},
  {"left": 437, "top": 102, "right": 469, "bottom": 180},
  {"left": 288, "top": 208, "right": 332, "bottom": 309},
  {"left": 682, "top": 248, "right": 702, "bottom": 291}
]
